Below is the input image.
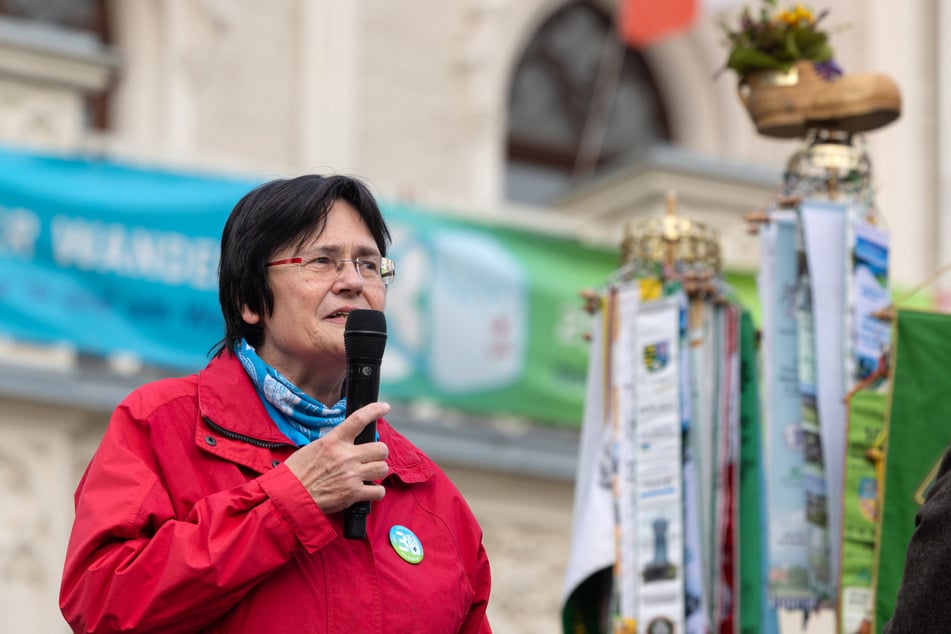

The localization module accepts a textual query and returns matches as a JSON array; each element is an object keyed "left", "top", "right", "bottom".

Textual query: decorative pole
[{"left": 722, "top": 2, "right": 901, "bottom": 631}]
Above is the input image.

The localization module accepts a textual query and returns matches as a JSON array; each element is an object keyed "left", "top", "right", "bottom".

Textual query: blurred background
[{"left": 0, "top": 0, "right": 940, "bottom": 632}]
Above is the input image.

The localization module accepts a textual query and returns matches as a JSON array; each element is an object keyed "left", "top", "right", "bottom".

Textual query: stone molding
[{"left": 0, "top": 17, "right": 117, "bottom": 92}]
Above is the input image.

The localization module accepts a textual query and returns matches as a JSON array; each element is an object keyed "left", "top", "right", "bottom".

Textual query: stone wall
[
  {"left": 0, "top": 396, "right": 104, "bottom": 634},
  {"left": 446, "top": 465, "right": 575, "bottom": 633}
]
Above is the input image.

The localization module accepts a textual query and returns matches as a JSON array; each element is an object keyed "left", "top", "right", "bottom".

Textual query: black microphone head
[{"left": 344, "top": 309, "right": 387, "bottom": 360}]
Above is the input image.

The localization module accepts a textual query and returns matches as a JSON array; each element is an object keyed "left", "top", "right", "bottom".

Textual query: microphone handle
[{"left": 343, "top": 359, "right": 381, "bottom": 539}]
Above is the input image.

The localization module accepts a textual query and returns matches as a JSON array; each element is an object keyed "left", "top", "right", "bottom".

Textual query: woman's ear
[{"left": 241, "top": 305, "right": 261, "bottom": 325}]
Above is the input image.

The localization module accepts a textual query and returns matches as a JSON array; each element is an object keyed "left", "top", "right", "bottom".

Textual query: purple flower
[{"left": 813, "top": 60, "right": 843, "bottom": 80}]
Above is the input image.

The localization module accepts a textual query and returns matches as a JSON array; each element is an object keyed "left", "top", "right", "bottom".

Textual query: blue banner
[
  {"left": 0, "top": 146, "right": 619, "bottom": 425},
  {"left": 0, "top": 147, "right": 258, "bottom": 368}
]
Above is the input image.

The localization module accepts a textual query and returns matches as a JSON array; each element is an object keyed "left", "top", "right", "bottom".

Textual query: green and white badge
[{"left": 389, "top": 525, "right": 424, "bottom": 564}]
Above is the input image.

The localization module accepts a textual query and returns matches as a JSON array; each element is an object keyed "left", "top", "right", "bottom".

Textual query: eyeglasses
[{"left": 267, "top": 254, "right": 396, "bottom": 288}]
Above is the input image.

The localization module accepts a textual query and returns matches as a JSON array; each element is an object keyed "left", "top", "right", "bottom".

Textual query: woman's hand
[{"left": 284, "top": 402, "right": 390, "bottom": 515}]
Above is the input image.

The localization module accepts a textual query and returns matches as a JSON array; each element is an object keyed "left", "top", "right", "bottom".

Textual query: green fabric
[
  {"left": 839, "top": 388, "right": 886, "bottom": 633},
  {"left": 874, "top": 309, "right": 951, "bottom": 631},
  {"left": 738, "top": 310, "right": 764, "bottom": 633}
]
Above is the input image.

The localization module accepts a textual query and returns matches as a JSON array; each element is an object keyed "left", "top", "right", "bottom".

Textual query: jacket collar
[
  {"left": 196, "top": 352, "right": 434, "bottom": 483},
  {"left": 197, "top": 351, "right": 292, "bottom": 446}
]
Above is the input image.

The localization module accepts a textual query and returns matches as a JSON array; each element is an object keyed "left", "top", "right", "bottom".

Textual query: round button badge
[{"left": 389, "top": 525, "right": 424, "bottom": 564}]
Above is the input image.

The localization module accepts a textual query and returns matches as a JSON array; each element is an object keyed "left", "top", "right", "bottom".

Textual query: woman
[{"left": 59, "top": 175, "right": 492, "bottom": 633}]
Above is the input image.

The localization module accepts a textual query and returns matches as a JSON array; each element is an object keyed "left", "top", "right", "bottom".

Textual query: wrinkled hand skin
[{"left": 284, "top": 401, "right": 390, "bottom": 514}]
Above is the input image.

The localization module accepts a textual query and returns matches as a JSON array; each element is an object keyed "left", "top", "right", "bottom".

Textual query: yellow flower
[
  {"left": 775, "top": 3, "right": 815, "bottom": 26},
  {"left": 793, "top": 4, "right": 815, "bottom": 23}
]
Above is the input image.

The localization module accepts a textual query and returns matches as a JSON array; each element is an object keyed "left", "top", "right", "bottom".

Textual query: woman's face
[{"left": 241, "top": 200, "right": 387, "bottom": 396}]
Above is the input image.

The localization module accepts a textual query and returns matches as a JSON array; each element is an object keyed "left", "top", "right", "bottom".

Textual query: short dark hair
[{"left": 213, "top": 174, "right": 391, "bottom": 357}]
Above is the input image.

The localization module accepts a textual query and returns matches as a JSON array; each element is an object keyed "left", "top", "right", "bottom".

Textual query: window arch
[{"left": 505, "top": 1, "right": 671, "bottom": 205}]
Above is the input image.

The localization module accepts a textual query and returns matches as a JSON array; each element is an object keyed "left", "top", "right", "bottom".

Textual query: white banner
[
  {"left": 633, "top": 294, "right": 685, "bottom": 634},
  {"left": 801, "top": 200, "right": 849, "bottom": 601},
  {"left": 758, "top": 212, "right": 813, "bottom": 609},
  {"left": 562, "top": 301, "right": 615, "bottom": 606},
  {"left": 613, "top": 283, "right": 641, "bottom": 626}
]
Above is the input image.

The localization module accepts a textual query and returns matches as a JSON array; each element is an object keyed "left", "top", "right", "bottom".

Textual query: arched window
[
  {"left": 506, "top": 1, "right": 670, "bottom": 205},
  {"left": 0, "top": 0, "right": 112, "bottom": 130}
]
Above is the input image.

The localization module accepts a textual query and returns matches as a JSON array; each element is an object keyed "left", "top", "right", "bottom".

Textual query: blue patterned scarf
[{"left": 235, "top": 339, "right": 346, "bottom": 446}]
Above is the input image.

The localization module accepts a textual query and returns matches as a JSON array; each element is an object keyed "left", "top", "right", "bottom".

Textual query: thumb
[{"left": 332, "top": 401, "right": 390, "bottom": 442}]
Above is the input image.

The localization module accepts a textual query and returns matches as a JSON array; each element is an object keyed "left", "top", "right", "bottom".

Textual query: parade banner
[
  {"left": 839, "top": 211, "right": 889, "bottom": 633},
  {"left": 840, "top": 388, "right": 886, "bottom": 634},
  {"left": 801, "top": 200, "right": 850, "bottom": 601},
  {"left": 848, "top": 220, "right": 891, "bottom": 386},
  {"left": 564, "top": 286, "right": 702, "bottom": 634},
  {"left": 562, "top": 301, "right": 614, "bottom": 633},
  {"left": 688, "top": 297, "right": 716, "bottom": 616},
  {"left": 0, "top": 146, "right": 617, "bottom": 426},
  {"left": 758, "top": 212, "right": 812, "bottom": 609},
  {"left": 874, "top": 309, "right": 951, "bottom": 629},
  {"left": 738, "top": 310, "right": 774, "bottom": 634},
  {"left": 684, "top": 299, "right": 710, "bottom": 634},
  {"left": 632, "top": 294, "right": 684, "bottom": 634},
  {"left": 612, "top": 283, "right": 641, "bottom": 630},
  {"left": 713, "top": 305, "right": 739, "bottom": 632}
]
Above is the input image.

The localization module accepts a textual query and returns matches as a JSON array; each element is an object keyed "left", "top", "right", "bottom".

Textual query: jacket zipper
[{"left": 202, "top": 416, "right": 294, "bottom": 450}]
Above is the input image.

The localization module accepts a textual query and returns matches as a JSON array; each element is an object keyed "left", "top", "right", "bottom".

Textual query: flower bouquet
[
  {"left": 721, "top": 1, "right": 840, "bottom": 78},
  {"left": 719, "top": 0, "right": 900, "bottom": 138}
]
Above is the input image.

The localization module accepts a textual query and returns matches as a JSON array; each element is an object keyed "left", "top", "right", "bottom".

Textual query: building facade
[{"left": 0, "top": 1, "right": 942, "bottom": 631}]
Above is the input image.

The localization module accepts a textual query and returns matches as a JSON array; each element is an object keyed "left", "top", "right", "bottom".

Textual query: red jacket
[{"left": 60, "top": 352, "right": 491, "bottom": 633}]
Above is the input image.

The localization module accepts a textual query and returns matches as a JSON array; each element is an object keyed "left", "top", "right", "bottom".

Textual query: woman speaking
[{"left": 59, "top": 174, "right": 492, "bottom": 633}]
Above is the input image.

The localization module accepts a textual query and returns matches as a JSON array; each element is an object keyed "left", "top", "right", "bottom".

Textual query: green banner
[
  {"left": 739, "top": 310, "right": 766, "bottom": 634},
  {"left": 840, "top": 388, "right": 886, "bottom": 634},
  {"left": 378, "top": 202, "right": 619, "bottom": 426},
  {"left": 874, "top": 309, "right": 951, "bottom": 631}
]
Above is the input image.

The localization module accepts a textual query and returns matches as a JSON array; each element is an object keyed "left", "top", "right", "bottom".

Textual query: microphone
[{"left": 342, "top": 309, "right": 387, "bottom": 539}]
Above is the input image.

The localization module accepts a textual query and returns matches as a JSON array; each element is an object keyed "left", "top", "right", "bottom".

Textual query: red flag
[{"left": 617, "top": 0, "right": 698, "bottom": 48}]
